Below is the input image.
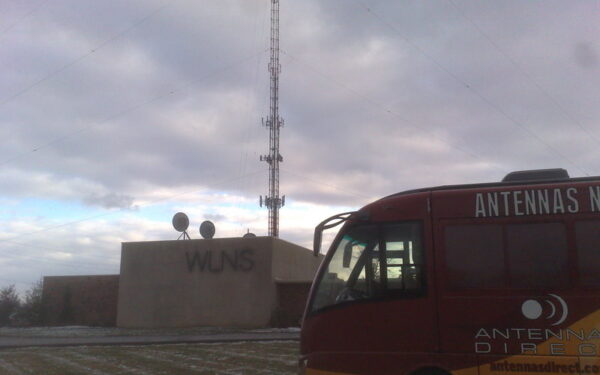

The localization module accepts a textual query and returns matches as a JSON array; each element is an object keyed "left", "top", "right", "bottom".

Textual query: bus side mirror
[
  {"left": 313, "top": 225, "right": 323, "bottom": 257},
  {"left": 313, "top": 211, "right": 358, "bottom": 257}
]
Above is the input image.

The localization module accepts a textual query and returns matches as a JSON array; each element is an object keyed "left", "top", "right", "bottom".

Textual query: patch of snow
[
  {"left": 38, "top": 352, "right": 112, "bottom": 375},
  {"left": 199, "top": 346, "right": 295, "bottom": 366},
  {"left": 68, "top": 350, "right": 146, "bottom": 375},
  {"left": 0, "top": 358, "right": 25, "bottom": 375},
  {"left": 250, "top": 327, "right": 301, "bottom": 333},
  {"left": 123, "top": 347, "right": 225, "bottom": 373}
]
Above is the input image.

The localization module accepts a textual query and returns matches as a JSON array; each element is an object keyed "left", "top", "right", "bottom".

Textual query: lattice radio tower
[{"left": 260, "top": 0, "right": 285, "bottom": 237}]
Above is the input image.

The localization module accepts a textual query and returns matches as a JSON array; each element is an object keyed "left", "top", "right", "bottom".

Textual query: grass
[{"left": 0, "top": 341, "right": 299, "bottom": 374}]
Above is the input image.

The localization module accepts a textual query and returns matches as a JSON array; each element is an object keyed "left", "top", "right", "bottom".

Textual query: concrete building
[
  {"left": 117, "top": 237, "right": 321, "bottom": 328},
  {"left": 42, "top": 237, "right": 322, "bottom": 328},
  {"left": 42, "top": 275, "right": 119, "bottom": 327}
]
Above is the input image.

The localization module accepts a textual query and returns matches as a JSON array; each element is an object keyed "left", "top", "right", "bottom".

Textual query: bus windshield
[{"left": 310, "top": 222, "right": 424, "bottom": 313}]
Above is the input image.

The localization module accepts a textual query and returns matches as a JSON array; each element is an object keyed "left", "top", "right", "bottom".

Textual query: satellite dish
[
  {"left": 172, "top": 212, "right": 190, "bottom": 232},
  {"left": 199, "top": 220, "right": 215, "bottom": 239}
]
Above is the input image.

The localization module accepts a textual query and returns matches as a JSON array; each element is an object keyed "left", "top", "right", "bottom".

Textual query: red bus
[{"left": 300, "top": 169, "right": 600, "bottom": 375}]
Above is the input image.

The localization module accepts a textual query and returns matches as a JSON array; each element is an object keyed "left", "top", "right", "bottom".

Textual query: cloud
[
  {"left": 573, "top": 43, "right": 598, "bottom": 69},
  {"left": 204, "top": 213, "right": 226, "bottom": 222},
  {"left": 83, "top": 192, "right": 138, "bottom": 210},
  {"left": 0, "top": 0, "right": 599, "bottom": 289}
]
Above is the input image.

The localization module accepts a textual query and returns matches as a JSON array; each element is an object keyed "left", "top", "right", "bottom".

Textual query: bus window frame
[{"left": 307, "top": 219, "right": 428, "bottom": 317}]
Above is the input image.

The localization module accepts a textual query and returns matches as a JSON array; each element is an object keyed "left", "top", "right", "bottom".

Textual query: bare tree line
[{"left": 0, "top": 280, "right": 43, "bottom": 326}]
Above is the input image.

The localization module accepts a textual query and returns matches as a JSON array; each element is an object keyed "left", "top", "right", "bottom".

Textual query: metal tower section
[{"left": 260, "top": 0, "right": 285, "bottom": 237}]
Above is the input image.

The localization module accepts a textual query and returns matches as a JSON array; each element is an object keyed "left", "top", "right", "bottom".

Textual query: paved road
[{"left": 0, "top": 331, "right": 299, "bottom": 349}]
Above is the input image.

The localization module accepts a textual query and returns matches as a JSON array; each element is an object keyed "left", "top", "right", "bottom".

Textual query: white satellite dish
[
  {"left": 199, "top": 220, "right": 215, "bottom": 239},
  {"left": 172, "top": 212, "right": 191, "bottom": 240}
]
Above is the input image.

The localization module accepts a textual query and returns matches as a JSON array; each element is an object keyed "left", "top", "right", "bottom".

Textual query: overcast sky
[{"left": 1, "top": 0, "right": 598, "bottom": 293}]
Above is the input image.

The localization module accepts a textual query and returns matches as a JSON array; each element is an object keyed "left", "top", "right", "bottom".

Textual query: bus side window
[
  {"left": 575, "top": 221, "right": 600, "bottom": 287},
  {"left": 445, "top": 224, "right": 504, "bottom": 289},
  {"left": 445, "top": 223, "right": 568, "bottom": 289},
  {"left": 507, "top": 223, "right": 567, "bottom": 288},
  {"left": 383, "top": 223, "right": 424, "bottom": 292}
]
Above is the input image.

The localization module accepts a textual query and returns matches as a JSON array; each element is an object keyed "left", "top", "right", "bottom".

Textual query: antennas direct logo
[
  {"left": 521, "top": 294, "right": 569, "bottom": 326},
  {"left": 473, "top": 294, "right": 600, "bottom": 356}
]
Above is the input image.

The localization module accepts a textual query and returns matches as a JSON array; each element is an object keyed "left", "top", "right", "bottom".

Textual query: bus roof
[{"left": 380, "top": 168, "right": 600, "bottom": 202}]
